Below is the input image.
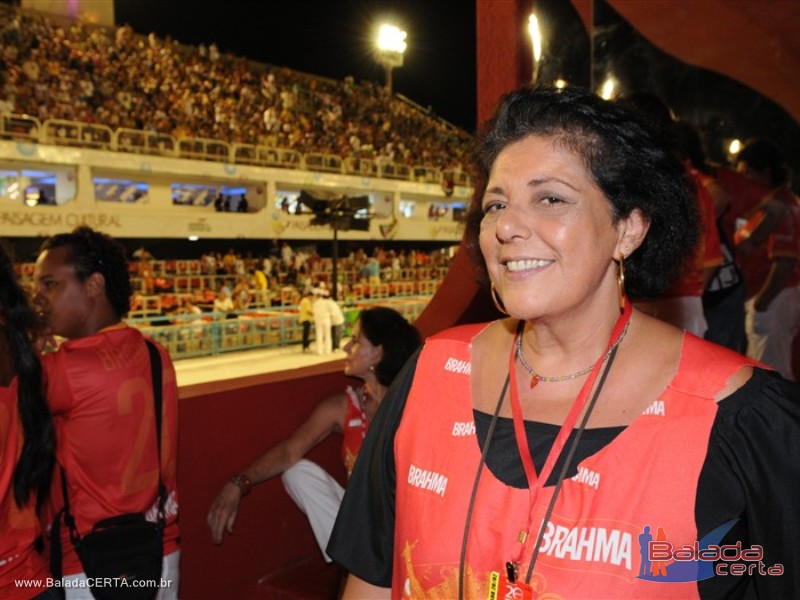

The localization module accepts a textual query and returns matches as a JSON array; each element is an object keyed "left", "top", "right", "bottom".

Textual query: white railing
[
  {"left": 0, "top": 113, "right": 40, "bottom": 142},
  {"left": 0, "top": 113, "right": 472, "bottom": 187},
  {"left": 43, "top": 119, "right": 113, "bottom": 150}
]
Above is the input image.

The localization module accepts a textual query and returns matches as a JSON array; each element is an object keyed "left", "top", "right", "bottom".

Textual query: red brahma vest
[{"left": 393, "top": 324, "right": 754, "bottom": 599}]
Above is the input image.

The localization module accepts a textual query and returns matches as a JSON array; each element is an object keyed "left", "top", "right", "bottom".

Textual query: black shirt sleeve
[
  {"left": 326, "top": 348, "right": 420, "bottom": 586},
  {"left": 696, "top": 368, "right": 800, "bottom": 599}
]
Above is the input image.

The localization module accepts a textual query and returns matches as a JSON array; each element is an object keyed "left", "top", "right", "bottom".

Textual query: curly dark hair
[
  {"left": 358, "top": 307, "right": 421, "bottom": 387},
  {"left": 40, "top": 226, "right": 132, "bottom": 318},
  {"left": 464, "top": 86, "right": 699, "bottom": 300},
  {"left": 0, "top": 241, "right": 54, "bottom": 507}
]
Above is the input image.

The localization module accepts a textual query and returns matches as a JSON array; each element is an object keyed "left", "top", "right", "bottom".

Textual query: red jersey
[
  {"left": 341, "top": 386, "right": 368, "bottom": 479},
  {"left": 715, "top": 166, "right": 770, "bottom": 243},
  {"left": 0, "top": 378, "right": 49, "bottom": 599},
  {"left": 734, "top": 186, "right": 800, "bottom": 297},
  {"left": 42, "top": 326, "right": 179, "bottom": 576},
  {"left": 392, "top": 325, "right": 755, "bottom": 599}
]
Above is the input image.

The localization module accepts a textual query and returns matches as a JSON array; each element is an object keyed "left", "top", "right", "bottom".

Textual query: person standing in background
[
  {"left": 618, "top": 92, "right": 722, "bottom": 337},
  {"left": 312, "top": 286, "right": 332, "bottom": 355},
  {"left": 298, "top": 287, "right": 314, "bottom": 353},
  {"left": 249, "top": 266, "right": 269, "bottom": 306},
  {"left": 675, "top": 121, "right": 747, "bottom": 353},
  {"left": 734, "top": 140, "right": 800, "bottom": 380},
  {"left": 0, "top": 242, "right": 56, "bottom": 599},
  {"left": 326, "top": 294, "right": 345, "bottom": 351},
  {"left": 33, "top": 226, "right": 180, "bottom": 598}
]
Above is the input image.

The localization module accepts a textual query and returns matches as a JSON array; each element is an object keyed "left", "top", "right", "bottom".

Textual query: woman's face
[
  {"left": 342, "top": 319, "right": 383, "bottom": 380},
  {"left": 479, "top": 134, "right": 632, "bottom": 321}
]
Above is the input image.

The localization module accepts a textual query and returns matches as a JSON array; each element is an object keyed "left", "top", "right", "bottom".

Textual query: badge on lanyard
[{"left": 487, "top": 565, "right": 535, "bottom": 600}]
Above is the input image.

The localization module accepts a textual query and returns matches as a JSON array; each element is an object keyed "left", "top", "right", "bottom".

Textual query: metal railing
[
  {"left": 126, "top": 296, "right": 431, "bottom": 361},
  {"left": 0, "top": 113, "right": 472, "bottom": 187}
]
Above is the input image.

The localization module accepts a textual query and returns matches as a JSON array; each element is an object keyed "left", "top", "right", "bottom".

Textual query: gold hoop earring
[
  {"left": 617, "top": 254, "right": 626, "bottom": 313},
  {"left": 490, "top": 283, "right": 509, "bottom": 316}
]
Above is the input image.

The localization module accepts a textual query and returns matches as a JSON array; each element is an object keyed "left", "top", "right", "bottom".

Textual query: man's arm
[{"left": 207, "top": 392, "right": 348, "bottom": 544}]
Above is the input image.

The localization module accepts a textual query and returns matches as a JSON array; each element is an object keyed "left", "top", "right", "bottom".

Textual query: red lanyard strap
[
  {"left": 458, "top": 303, "right": 631, "bottom": 597},
  {"left": 523, "top": 340, "right": 620, "bottom": 583},
  {"left": 507, "top": 303, "right": 631, "bottom": 566},
  {"left": 508, "top": 302, "right": 631, "bottom": 500}
]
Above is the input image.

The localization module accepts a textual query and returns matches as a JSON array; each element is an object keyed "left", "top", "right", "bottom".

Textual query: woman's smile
[{"left": 503, "top": 258, "right": 554, "bottom": 274}]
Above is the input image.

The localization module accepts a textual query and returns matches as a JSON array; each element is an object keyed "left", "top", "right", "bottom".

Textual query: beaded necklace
[{"left": 515, "top": 319, "right": 631, "bottom": 388}]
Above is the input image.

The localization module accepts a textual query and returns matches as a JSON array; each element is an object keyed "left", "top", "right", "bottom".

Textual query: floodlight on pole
[
  {"left": 375, "top": 24, "right": 407, "bottom": 95},
  {"left": 528, "top": 13, "right": 542, "bottom": 85}
]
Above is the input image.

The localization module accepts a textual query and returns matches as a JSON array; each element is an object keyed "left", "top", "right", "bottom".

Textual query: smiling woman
[{"left": 328, "top": 87, "right": 800, "bottom": 600}]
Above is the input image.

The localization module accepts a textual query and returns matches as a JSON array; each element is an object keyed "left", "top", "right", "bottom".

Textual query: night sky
[{"left": 114, "top": 0, "right": 479, "bottom": 133}]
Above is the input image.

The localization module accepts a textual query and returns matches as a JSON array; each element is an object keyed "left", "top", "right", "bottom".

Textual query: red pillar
[{"left": 415, "top": 0, "right": 532, "bottom": 337}]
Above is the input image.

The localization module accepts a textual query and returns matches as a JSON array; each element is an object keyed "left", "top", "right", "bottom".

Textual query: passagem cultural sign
[{"left": 0, "top": 211, "right": 122, "bottom": 228}]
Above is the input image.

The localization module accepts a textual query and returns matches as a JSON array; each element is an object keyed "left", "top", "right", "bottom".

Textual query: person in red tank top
[
  {"left": 329, "top": 87, "right": 800, "bottom": 600},
  {"left": 0, "top": 243, "right": 55, "bottom": 600},
  {"left": 34, "top": 227, "right": 180, "bottom": 599},
  {"left": 732, "top": 140, "right": 800, "bottom": 381},
  {"left": 206, "top": 307, "right": 420, "bottom": 561}
]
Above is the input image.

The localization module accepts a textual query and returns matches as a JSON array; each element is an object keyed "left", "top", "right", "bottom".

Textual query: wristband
[{"left": 230, "top": 473, "right": 253, "bottom": 496}]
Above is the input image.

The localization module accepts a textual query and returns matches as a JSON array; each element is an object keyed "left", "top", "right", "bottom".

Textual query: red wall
[{"left": 177, "top": 363, "right": 349, "bottom": 599}]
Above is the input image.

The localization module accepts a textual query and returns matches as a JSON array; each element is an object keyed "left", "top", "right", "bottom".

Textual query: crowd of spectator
[
  {"left": 0, "top": 5, "right": 472, "bottom": 172},
  {"left": 131, "top": 241, "right": 454, "bottom": 317}
]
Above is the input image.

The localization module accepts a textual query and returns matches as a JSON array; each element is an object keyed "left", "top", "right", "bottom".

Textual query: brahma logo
[
  {"left": 443, "top": 357, "right": 471, "bottom": 375},
  {"left": 531, "top": 513, "right": 640, "bottom": 579},
  {"left": 407, "top": 464, "right": 448, "bottom": 497},
  {"left": 539, "top": 523, "right": 632, "bottom": 570},
  {"left": 637, "top": 520, "right": 784, "bottom": 582}
]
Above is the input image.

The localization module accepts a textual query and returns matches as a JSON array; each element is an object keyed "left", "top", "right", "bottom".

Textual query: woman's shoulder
[
  {"left": 714, "top": 367, "right": 800, "bottom": 417},
  {"left": 310, "top": 390, "right": 352, "bottom": 429},
  {"left": 670, "top": 333, "right": 760, "bottom": 401}
]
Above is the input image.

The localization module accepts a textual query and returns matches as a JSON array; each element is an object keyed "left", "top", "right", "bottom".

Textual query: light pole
[{"left": 376, "top": 24, "right": 407, "bottom": 95}]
